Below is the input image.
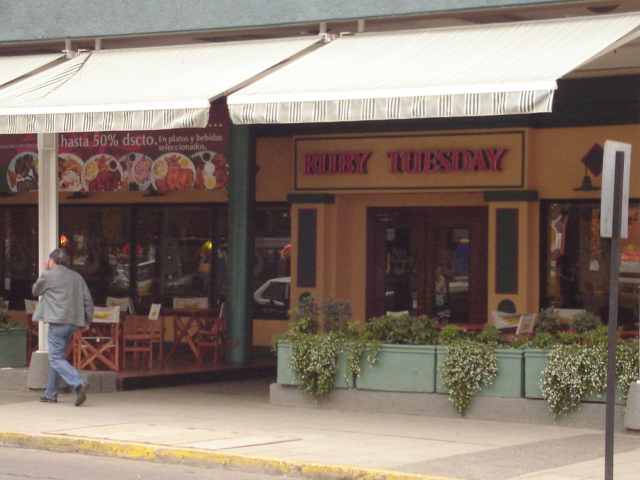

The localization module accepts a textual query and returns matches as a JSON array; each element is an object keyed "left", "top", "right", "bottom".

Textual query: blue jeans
[{"left": 44, "top": 323, "right": 85, "bottom": 400}]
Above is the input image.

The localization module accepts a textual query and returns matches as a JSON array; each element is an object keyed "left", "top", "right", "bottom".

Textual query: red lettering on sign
[
  {"left": 305, "top": 148, "right": 508, "bottom": 175},
  {"left": 387, "top": 151, "right": 402, "bottom": 173},
  {"left": 304, "top": 153, "right": 320, "bottom": 175},
  {"left": 437, "top": 150, "right": 452, "bottom": 171},
  {"left": 486, "top": 148, "right": 506, "bottom": 171},
  {"left": 353, "top": 152, "right": 371, "bottom": 173},
  {"left": 303, "top": 152, "right": 372, "bottom": 175}
]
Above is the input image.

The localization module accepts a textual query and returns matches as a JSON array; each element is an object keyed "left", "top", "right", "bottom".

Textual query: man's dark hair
[{"left": 49, "top": 248, "right": 69, "bottom": 266}]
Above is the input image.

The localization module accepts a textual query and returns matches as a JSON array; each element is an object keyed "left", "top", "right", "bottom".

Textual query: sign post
[{"left": 600, "top": 140, "right": 631, "bottom": 480}]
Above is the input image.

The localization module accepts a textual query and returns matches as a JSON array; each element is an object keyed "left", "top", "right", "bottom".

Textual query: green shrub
[
  {"left": 364, "top": 314, "right": 411, "bottom": 344},
  {"left": 410, "top": 315, "right": 439, "bottom": 345},
  {"left": 288, "top": 295, "right": 319, "bottom": 335},
  {"left": 556, "top": 331, "right": 580, "bottom": 345},
  {"left": 536, "top": 307, "right": 561, "bottom": 333},
  {"left": 580, "top": 325, "right": 608, "bottom": 344},
  {"left": 320, "top": 297, "right": 352, "bottom": 333},
  {"left": 475, "top": 325, "right": 500, "bottom": 346},
  {"left": 438, "top": 324, "right": 461, "bottom": 345},
  {"left": 528, "top": 331, "right": 558, "bottom": 349},
  {"left": 569, "top": 311, "right": 602, "bottom": 334}
]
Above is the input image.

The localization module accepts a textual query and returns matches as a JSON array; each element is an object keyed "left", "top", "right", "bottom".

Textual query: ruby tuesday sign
[{"left": 303, "top": 148, "right": 507, "bottom": 175}]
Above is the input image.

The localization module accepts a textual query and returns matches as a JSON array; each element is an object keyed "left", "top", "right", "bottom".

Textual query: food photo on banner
[{"left": 0, "top": 104, "right": 230, "bottom": 194}]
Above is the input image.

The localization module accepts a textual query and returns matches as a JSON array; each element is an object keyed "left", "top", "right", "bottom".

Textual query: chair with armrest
[
  {"left": 74, "top": 306, "right": 121, "bottom": 371},
  {"left": 121, "top": 305, "right": 162, "bottom": 369},
  {"left": 196, "top": 303, "right": 226, "bottom": 364}
]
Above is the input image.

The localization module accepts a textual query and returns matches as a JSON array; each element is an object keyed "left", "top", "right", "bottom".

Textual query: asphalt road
[{"left": 0, "top": 446, "right": 288, "bottom": 480}]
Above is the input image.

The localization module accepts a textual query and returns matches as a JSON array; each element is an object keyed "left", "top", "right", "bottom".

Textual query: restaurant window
[
  {"left": 59, "top": 206, "right": 131, "bottom": 304},
  {"left": 0, "top": 206, "right": 38, "bottom": 309},
  {"left": 253, "top": 205, "right": 291, "bottom": 319},
  {"left": 134, "top": 205, "right": 220, "bottom": 310},
  {"left": 11, "top": 202, "right": 290, "bottom": 316},
  {"left": 541, "top": 200, "right": 640, "bottom": 329}
]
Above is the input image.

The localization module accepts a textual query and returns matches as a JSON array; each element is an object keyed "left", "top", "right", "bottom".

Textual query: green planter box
[
  {"left": 276, "top": 340, "right": 297, "bottom": 385},
  {"left": 0, "top": 328, "right": 27, "bottom": 368},
  {"left": 436, "top": 345, "right": 448, "bottom": 394},
  {"left": 356, "top": 344, "right": 436, "bottom": 393},
  {"left": 276, "top": 340, "right": 354, "bottom": 389},
  {"left": 582, "top": 384, "right": 626, "bottom": 405},
  {"left": 479, "top": 349, "right": 524, "bottom": 398},
  {"left": 523, "top": 348, "right": 626, "bottom": 405},
  {"left": 524, "top": 349, "right": 548, "bottom": 399}
]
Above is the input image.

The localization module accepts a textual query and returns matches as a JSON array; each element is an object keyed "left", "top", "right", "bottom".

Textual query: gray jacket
[{"left": 32, "top": 265, "right": 94, "bottom": 327}]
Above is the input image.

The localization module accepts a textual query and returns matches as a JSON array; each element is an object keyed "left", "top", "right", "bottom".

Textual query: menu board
[{"left": 0, "top": 104, "right": 230, "bottom": 193}]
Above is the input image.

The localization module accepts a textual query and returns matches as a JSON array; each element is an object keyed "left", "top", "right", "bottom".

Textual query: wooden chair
[
  {"left": 196, "top": 303, "right": 226, "bottom": 364},
  {"left": 74, "top": 306, "right": 121, "bottom": 371},
  {"left": 121, "top": 313, "right": 158, "bottom": 369},
  {"left": 24, "top": 299, "right": 39, "bottom": 360}
]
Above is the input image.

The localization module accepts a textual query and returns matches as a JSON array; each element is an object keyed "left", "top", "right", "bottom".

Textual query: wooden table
[{"left": 163, "top": 308, "right": 220, "bottom": 362}]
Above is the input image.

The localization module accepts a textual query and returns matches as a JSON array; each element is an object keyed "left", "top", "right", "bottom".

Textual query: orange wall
[{"left": 282, "top": 124, "right": 640, "bottom": 332}]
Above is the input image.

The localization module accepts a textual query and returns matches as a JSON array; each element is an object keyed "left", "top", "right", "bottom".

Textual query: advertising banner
[{"left": 0, "top": 104, "right": 230, "bottom": 193}]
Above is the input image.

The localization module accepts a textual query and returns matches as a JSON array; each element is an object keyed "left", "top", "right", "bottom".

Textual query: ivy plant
[
  {"left": 442, "top": 340, "right": 498, "bottom": 415},
  {"left": 540, "top": 341, "right": 639, "bottom": 417},
  {"left": 288, "top": 332, "right": 343, "bottom": 397}
]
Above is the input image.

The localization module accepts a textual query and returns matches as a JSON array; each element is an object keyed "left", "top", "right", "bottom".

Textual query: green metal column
[{"left": 226, "top": 124, "right": 255, "bottom": 365}]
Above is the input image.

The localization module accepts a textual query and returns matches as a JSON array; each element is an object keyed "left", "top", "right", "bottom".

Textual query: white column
[{"left": 36, "top": 132, "right": 59, "bottom": 352}]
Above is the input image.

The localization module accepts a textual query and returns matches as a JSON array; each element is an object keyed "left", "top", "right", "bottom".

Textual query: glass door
[{"left": 367, "top": 207, "right": 487, "bottom": 324}]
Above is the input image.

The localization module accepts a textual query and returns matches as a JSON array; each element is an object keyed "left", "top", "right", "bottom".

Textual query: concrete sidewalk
[{"left": 1, "top": 378, "right": 640, "bottom": 480}]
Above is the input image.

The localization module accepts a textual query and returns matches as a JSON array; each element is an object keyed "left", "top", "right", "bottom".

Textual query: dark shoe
[
  {"left": 75, "top": 383, "right": 87, "bottom": 407},
  {"left": 39, "top": 396, "right": 57, "bottom": 403}
]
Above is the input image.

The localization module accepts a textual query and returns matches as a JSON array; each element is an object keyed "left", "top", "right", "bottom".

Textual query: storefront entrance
[{"left": 366, "top": 207, "right": 488, "bottom": 324}]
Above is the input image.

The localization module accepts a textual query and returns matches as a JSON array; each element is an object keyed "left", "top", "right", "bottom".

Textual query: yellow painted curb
[{"left": 0, "top": 430, "right": 463, "bottom": 480}]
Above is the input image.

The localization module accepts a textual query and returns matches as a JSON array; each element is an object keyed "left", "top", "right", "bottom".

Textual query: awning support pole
[
  {"left": 226, "top": 124, "right": 255, "bottom": 365},
  {"left": 28, "top": 132, "right": 59, "bottom": 389},
  {"left": 36, "top": 132, "right": 59, "bottom": 352}
]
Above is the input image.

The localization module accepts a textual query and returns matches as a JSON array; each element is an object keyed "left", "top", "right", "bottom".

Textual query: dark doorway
[{"left": 366, "top": 207, "right": 488, "bottom": 324}]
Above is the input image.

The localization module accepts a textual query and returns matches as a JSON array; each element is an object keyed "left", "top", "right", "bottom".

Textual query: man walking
[{"left": 33, "top": 248, "right": 94, "bottom": 406}]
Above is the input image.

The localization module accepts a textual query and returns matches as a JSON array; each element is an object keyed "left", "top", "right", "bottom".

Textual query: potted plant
[
  {"left": 435, "top": 324, "right": 461, "bottom": 393},
  {"left": 536, "top": 307, "right": 561, "bottom": 333},
  {"left": 275, "top": 295, "right": 355, "bottom": 397},
  {"left": 0, "top": 297, "right": 28, "bottom": 368},
  {"left": 568, "top": 311, "right": 602, "bottom": 334},
  {"left": 539, "top": 329, "right": 638, "bottom": 416},
  {"left": 441, "top": 338, "right": 498, "bottom": 415},
  {"left": 355, "top": 314, "right": 439, "bottom": 393},
  {"left": 475, "top": 325, "right": 525, "bottom": 399}
]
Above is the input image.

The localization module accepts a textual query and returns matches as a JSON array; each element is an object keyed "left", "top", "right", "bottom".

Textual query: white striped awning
[
  {"left": 228, "top": 13, "right": 640, "bottom": 124},
  {"left": 0, "top": 37, "right": 320, "bottom": 133},
  {"left": 0, "top": 53, "right": 64, "bottom": 88}
]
